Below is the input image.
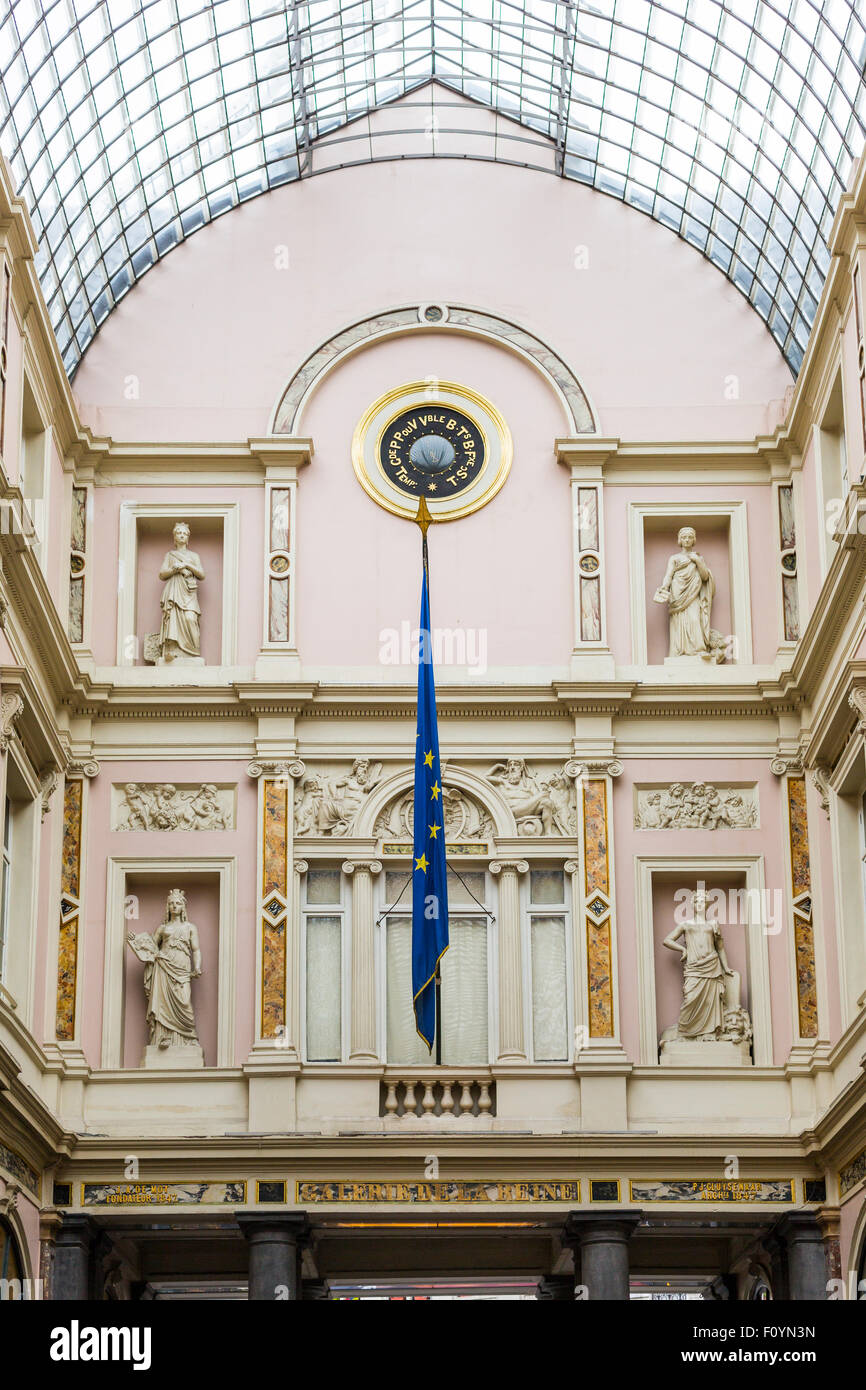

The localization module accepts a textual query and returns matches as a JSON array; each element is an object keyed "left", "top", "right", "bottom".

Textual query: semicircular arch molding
[
  {"left": 356, "top": 763, "right": 517, "bottom": 841},
  {"left": 270, "top": 304, "right": 597, "bottom": 437}
]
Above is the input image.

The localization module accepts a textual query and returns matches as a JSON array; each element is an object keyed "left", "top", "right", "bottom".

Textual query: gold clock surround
[{"left": 351, "top": 379, "right": 513, "bottom": 523}]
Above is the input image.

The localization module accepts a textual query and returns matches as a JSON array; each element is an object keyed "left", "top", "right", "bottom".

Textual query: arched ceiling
[{"left": 1, "top": 1, "right": 864, "bottom": 378}]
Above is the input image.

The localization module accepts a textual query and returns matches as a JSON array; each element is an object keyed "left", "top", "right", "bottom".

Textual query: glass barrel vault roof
[{"left": 1, "top": 0, "right": 865, "bottom": 377}]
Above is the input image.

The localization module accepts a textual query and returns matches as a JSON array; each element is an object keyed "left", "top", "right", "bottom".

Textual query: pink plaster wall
[
  {"left": 612, "top": 759, "right": 794, "bottom": 1065},
  {"left": 70, "top": 159, "right": 792, "bottom": 445},
  {"left": 297, "top": 332, "right": 571, "bottom": 670},
  {"left": 80, "top": 762, "right": 257, "bottom": 1069}
]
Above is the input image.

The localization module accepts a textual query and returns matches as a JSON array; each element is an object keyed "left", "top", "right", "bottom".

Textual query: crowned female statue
[
  {"left": 157, "top": 522, "right": 205, "bottom": 664},
  {"left": 653, "top": 526, "right": 725, "bottom": 663},
  {"left": 127, "top": 888, "right": 202, "bottom": 1063}
]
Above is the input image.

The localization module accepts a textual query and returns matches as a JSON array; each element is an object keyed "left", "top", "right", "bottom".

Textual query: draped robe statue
[
  {"left": 128, "top": 889, "right": 201, "bottom": 1054},
  {"left": 660, "top": 886, "right": 752, "bottom": 1063},
  {"left": 157, "top": 522, "right": 205, "bottom": 664},
  {"left": 653, "top": 526, "right": 725, "bottom": 663}
]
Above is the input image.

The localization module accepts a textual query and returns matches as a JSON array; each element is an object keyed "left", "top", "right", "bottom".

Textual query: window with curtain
[
  {"left": 526, "top": 868, "right": 570, "bottom": 1062},
  {"left": 384, "top": 868, "right": 489, "bottom": 1067},
  {"left": 303, "top": 867, "right": 344, "bottom": 1062}
]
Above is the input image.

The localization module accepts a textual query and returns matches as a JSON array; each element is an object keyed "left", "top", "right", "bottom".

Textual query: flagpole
[{"left": 415, "top": 496, "right": 442, "bottom": 1063}]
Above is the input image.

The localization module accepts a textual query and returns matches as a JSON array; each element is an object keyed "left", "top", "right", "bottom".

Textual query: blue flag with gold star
[{"left": 412, "top": 554, "right": 449, "bottom": 1050}]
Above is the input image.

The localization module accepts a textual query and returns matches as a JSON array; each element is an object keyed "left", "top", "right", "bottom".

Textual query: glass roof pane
[{"left": 0, "top": 0, "right": 864, "bottom": 376}]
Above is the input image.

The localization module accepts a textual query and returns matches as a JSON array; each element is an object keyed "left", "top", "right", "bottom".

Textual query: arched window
[{"left": 0, "top": 1217, "right": 24, "bottom": 1297}]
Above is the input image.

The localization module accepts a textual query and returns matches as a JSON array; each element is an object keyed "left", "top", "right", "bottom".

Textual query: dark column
[
  {"left": 703, "top": 1274, "right": 738, "bottom": 1301},
  {"left": 302, "top": 1280, "right": 330, "bottom": 1300},
  {"left": 52, "top": 1216, "right": 96, "bottom": 1300},
  {"left": 777, "top": 1212, "right": 827, "bottom": 1301},
  {"left": 237, "top": 1213, "right": 309, "bottom": 1300},
  {"left": 536, "top": 1275, "right": 575, "bottom": 1300},
  {"left": 564, "top": 1212, "right": 642, "bottom": 1301}
]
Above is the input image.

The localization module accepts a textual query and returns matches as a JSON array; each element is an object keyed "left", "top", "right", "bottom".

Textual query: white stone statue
[
  {"left": 127, "top": 888, "right": 203, "bottom": 1066},
  {"left": 659, "top": 886, "right": 752, "bottom": 1065},
  {"left": 157, "top": 522, "right": 205, "bottom": 665},
  {"left": 653, "top": 526, "right": 726, "bottom": 664},
  {"left": 295, "top": 758, "right": 383, "bottom": 836},
  {"left": 487, "top": 758, "right": 573, "bottom": 836}
]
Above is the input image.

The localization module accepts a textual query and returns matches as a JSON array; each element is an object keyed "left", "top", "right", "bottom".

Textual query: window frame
[
  {"left": 521, "top": 864, "right": 574, "bottom": 1064},
  {"left": 377, "top": 861, "right": 495, "bottom": 1067},
  {"left": 301, "top": 863, "right": 348, "bottom": 1064}
]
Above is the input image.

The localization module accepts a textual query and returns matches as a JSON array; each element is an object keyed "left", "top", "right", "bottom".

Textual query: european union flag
[{"left": 412, "top": 551, "right": 449, "bottom": 1051}]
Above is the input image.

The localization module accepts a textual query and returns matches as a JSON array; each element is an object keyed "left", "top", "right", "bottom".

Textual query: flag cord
[{"left": 375, "top": 866, "right": 496, "bottom": 927}]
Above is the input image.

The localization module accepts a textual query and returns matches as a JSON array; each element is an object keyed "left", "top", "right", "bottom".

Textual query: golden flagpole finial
[{"left": 414, "top": 494, "right": 433, "bottom": 537}]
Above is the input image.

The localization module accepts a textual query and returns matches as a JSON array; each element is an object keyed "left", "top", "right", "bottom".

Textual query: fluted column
[
  {"left": 343, "top": 859, "right": 382, "bottom": 1062},
  {"left": 490, "top": 859, "right": 529, "bottom": 1061}
]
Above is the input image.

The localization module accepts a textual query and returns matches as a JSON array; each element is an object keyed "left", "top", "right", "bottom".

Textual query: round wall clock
[{"left": 351, "top": 380, "right": 513, "bottom": 522}]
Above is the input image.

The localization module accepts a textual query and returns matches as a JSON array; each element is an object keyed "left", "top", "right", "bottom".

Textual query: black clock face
[{"left": 378, "top": 404, "right": 485, "bottom": 498}]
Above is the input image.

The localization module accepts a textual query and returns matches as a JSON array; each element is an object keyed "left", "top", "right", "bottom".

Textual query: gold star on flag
[
  {"left": 428, "top": 822, "right": 441, "bottom": 839},
  {"left": 430, "top": 781, "right": 440, "bottom": 800},
  {"left": 423, "top": 750, "right": 434, "bottom": 767},
  {"left": 415, "top": 853, "right": 429, "bottom": 873}
]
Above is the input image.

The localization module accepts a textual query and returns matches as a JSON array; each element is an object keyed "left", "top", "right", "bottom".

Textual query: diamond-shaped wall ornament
[
  {"left": 262, "top": 893, "right": 287, "bottom": 923},
  {"left": 793, "top": 892, "right": 813, "bottom": 921},
  {"left": 59, "top": 896, "right": 78, "bottom": 921},
  {"left": 586, "top": 893, "right": 610, "bottom": 922}
]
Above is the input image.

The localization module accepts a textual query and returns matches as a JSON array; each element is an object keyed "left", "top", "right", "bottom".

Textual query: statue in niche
[
  {"left": 659, "top": 885, "right": 752, "bottom": 1063},
  {"left": 127, "top": 888, "right": 202, "bottom": 1055},
  {"left": 156, "top": 522, "right": 205, "bottom": 665},
  {"left": 652, "top": 526, "right": 726, "bottom": 663}
]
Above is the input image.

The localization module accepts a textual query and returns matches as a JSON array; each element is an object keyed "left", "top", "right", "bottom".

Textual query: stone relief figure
[
  {"left": 181, "top": 784, "right": 228, "bottom": 830},
  {"left": 635, "top": 782, "right": 757, "bottom": 830},
  {"left": 659, "top": 886, "right": 752, "bottom": 1063},
  {"left": 652, "top": 526, "right": 726, "bottom": 663},
  {"left": 293, "top": 759, "right": 383, "bottom": 836},
  {"left": 127, "top": 888, "right": 202, "bottom": 1056},
  {"left": 157, "top": 522, "right": 205, "bottom": 665},
  {"left": 486, "top": 758, "right": 575, "bottom": 836},
  {"left": 115, "top": 782, "right": 231, "bottom": 831}
]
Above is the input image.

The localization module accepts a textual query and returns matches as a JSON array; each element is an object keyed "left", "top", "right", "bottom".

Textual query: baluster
[
  {"left": 478, "top": 1081, "right": 492, "bottom": 1116},
  {"left": 384, "top": 1083, "right": 398, "bottom": 1117},
  {"left": 440, "top": 1080, "right": 455, "bottom": 1116},
  {"left": 458, "top": 1082, "right": 473, "bottom": 1115},
  {"left": 403, "top": 1081, "right": 417, "bottom": 1118},
  {"left": 421, "top": 1080, "right": 435, "bottom": 1115}
]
